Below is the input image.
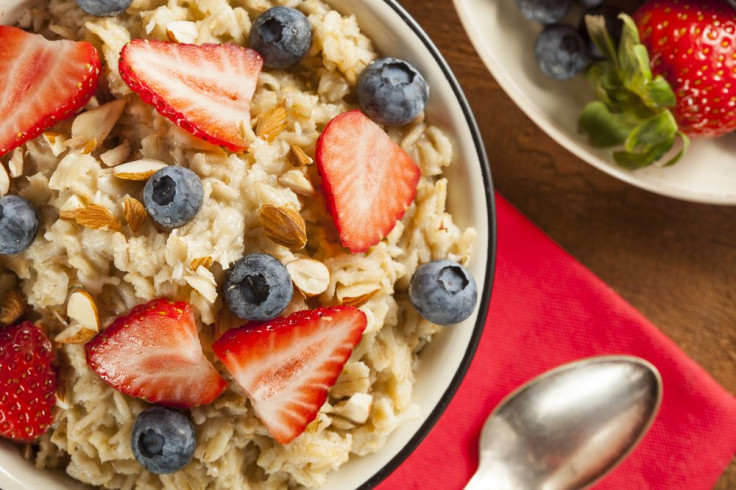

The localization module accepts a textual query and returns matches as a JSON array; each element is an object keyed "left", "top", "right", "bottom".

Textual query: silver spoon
[{"left": 465, "top": 355, "right": 662, "bottom": 490}]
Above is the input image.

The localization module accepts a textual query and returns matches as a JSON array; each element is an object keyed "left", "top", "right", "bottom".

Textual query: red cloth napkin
[{"left": 378, "top": 193, "right": 736, "bottom": 490}]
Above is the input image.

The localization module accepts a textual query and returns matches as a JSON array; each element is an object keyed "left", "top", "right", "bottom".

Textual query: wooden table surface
[{"left": 395, "top": 0, "right": 736, "bottom": 487}]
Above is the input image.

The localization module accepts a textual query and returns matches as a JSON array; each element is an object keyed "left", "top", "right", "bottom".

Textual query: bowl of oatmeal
[{"left": 0, "top": 0, "right": 495, "bottom": 489}]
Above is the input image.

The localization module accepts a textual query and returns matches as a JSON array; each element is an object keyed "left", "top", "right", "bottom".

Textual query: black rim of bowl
[{"left": 357, "top": 1, "right": 497, "bottom": 488}]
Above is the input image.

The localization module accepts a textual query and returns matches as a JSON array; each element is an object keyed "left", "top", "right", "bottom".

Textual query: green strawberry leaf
[
  {"left": 579, "top": 101, "right": 637, "bottom": 147},
  {"left": 579, "top": 12, "right": 686, "bottom": 169}
]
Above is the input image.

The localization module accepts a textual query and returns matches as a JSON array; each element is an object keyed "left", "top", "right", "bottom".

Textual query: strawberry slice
[
  {"left": 316, "top": 110, "right": 421, "bottom": 253},
  {"left": 213, "top": 306, "right": 367, "bottom": 444},
  {"left": 0, "top": 26, "right": 100, "bottom": 157},
  {"left": 86, "top": 298, "right": 227, "bottom": 408},
  {"left": 119, "top": 39, "right": 263, "bottom": 152},
  {"left": 0, "top": 322, "right": 57, "bottom": 442}
]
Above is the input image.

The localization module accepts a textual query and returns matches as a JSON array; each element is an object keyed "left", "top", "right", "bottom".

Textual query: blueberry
[
  {"left": 0, "top": 196, "right": 39, "bottom": 256},
  {"left": 250, "top": 7, "right": 312, "bottom": 69},
  {"left": 131, "top": 407, "right": 196, "bottom": 475},
  {"left": 143, "top": 166, "right": 203, "bottom": 229},
  {"left": 224, "top": 253, "right": 293, "bottom": 321},
  {"left": 74, "top": 0, "right": 133, "bottom": 16},
  {"left": 408, "top": 260, "right": 478, "bottom": 326},
  {"left": 514, "top": 0, "right": 571, "bottom": 24},
  {"left": 534, "top": 24, "right": 591, "bottom": 80},
  {"left": 578, "top": 5, "right": 624, "bottom": 59},
  {"left": 357, "top": 57, "right": 429, "bottom": 126}
]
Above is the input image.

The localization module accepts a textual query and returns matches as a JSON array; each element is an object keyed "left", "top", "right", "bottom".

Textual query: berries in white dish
[
  {"left": 143, "top": 166, "right": 203, "bottom": 229},
  {"left": 515, "top": 0, "right": 571, "bottom": 24},
  {"left": 250, "top": 7, "right": 312, "bottom": 69},
  {"left": 534, "top": 24, "right": 590, "bottom": 80},
  {"left": 75, "top": 0, "right": 133, "bottom": 16},
  {"left": 0, "top": 195, "right": 39, "bottom": 255},
  {"left": 131, "top": 407, "right": 196, "bottom": 474},
  {"left": 357, "top": 57, "right": 429, "bottom": 126},
  {"left": 224, "top": 253, "right": 293, "bottom": 321},
  {"left": 409, "top": 260, "right": 478, "bottom": 325}
]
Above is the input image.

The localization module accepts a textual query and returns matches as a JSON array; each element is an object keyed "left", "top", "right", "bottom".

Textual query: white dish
[
  {"left": 0, "top": 1, "right": 495, "bottom": 489},
  {"left": 453, "top": 0, "right": 736, "bottom": 205}
]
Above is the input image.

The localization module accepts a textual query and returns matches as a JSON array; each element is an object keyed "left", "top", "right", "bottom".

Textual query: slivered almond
[
  {"left": 278, "top": 169, "right": 316, "bottom": 196},
  {"left": 67, "top": 290, "right": 100, "bottom": 333},
  {"left": 286, "top": 258, "right": 330, "bottom": 297},
  {"left": 256, "top": 106, "right": 288, "bottom": 142},
  {"left": 42, "top": 132, "right": 68, "bottom": 156},
  {"left": 287, "top": 144, "right": 313, "bottom": 167},
  {"left": 75, "top": 204, "right": 122, "bottom": 231},
  {"left": 0, "top": 163, "right": 8, "bottom": 197},
  {"left": 54, "top": 324, "right": 97, "bottom": 345},
  {"left": 8, "top": 147, "right": 23, "bottom": 178},
  {"left": 100, "top": 140, "right": 131, "bottom": 167},
  {"left": 336, "top": 282, "right": 381, "bottom": 307},
  {"left": 259, "top": 205, "right": 307, "bottom": 250},
  {"left": 122, "top": 196, "right": 147, "bottom": 233},
  {"left": 69, "top": 99, "right": 126, "bottom": 151},
  {"left": 0, "top": 289, "right": 26, "bottom": 326},
  {"left": 166, "top": 20, "right": 198, "bottom": 43},
  {"left": 113, "top": 159, "right": 167, "bottom": 181},
  {"left": 190, "top": 256, "right": 214, "bottom": 270}
]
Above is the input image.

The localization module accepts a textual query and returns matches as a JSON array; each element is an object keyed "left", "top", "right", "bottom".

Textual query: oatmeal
[{"left": 0, "top": 0, "right": 476, "bottom": 488}]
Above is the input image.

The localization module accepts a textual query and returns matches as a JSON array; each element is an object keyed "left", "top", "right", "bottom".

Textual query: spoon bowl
[{"left": 466, "top": 356, "right": 662, "bottom": 490}]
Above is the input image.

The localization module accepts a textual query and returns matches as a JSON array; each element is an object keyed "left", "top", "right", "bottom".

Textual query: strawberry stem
[{"left": 578, "top": 13, "right": 689, "bottom": 169}]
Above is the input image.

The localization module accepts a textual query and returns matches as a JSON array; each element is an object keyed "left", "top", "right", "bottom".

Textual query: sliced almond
[
  {"left": 59, "top": 195, "right": 86, "bottom": 221},
  {"left": 66, "top": 290, "right": 100, "bottom": 333},
  {"left": 69, "top": 99, "right": 126, "bottom": 152},
  {"left": 287, "top": 144, "right": 313, "bottom": 167},
  {"left": 336, "top": 281, "right": 381, "bottom": 307},
  {"left": 8, "top": 147, "right": 24, "bottom": 178},
  {"left": 100, "top": 140, "right": 131, "bottom": 167},
  {"left": 0, "top": 289, "right": 26, "bottom": 326},
  {"left": 256, "top": 106, "right": 288, "bottom": 143},
  {"left": 54, "top": 324, "right": 97, "bottom": 345},
  {"left": 75, "top": 204, "right": 122, "bottom": 231},
  {"left": 286, "top": 258, "right": 330, "bottom": 297},
  {"left": 113, "top": 159, "right": 168, "bottom": 181},
  {"left": 42, "top": 132, "right": 68, "bottom": 157},
  {"left": 190, "top": 256, "right": 214, "bottom": 270},
  {"left": 259, "top": 205, "right": 307, "bottom": 250},
  {"left": 166, "top": 20, "right": 198, "bottom": 43},
  {"left": 0, "top": 163, "right": 9, "bottom": 197},
  {"left": 122, "top": 196, "right": 147, "bottom": 233},
  {"left": 278, "top": 169, "right": 316, "bottom": 196}
]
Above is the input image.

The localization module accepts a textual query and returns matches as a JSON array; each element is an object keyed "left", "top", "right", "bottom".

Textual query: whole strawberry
[
  {"left": 0, "top": 322, "right": 57, "bottom": 442},
  {"left": 634, "top": 0, "right": 736, "bottom": 137}
]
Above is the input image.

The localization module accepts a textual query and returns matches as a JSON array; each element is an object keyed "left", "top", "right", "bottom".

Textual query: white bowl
[
  {"left": 0, "top": 1, "right": 495, "bottom": 489},
  {"left": 454, "top": 0, "right": 736, "bottom": 205}
]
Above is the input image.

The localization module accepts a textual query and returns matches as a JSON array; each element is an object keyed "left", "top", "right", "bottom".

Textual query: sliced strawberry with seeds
[
  {"left": 316, "top": 110, "right": 421, "bottom": 253},
  {"left": 0, "top": 322, "right": 57, "bottom": 442},
  {"left": 86, "top": 298, "right": 227, "bottom": 408},
  {"left": 0, "top": 26, "right": 100, "bottom": 157},
  {"left": 213, "top": 306, "right": 367, "bottom": 444},
  {"left": 119, "top": 39, "right": 263, "bottom": 152}
]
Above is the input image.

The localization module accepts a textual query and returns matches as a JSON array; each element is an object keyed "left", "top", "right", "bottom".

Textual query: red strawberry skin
[
  {"left": 316, "top": 110, "right": 421, "bottom": 253},
  {"left": 634, "top": 0, "right": 736, "bottom": 137},
  {"left": 213, "top": 306, "right": 367, "bottom": 444},
  {"left": 0, "top": 26, "right": 100, "bottom": 157},
  {"left": 0, "top": 322, "right": 57, "bottom": 442},
  {"left": 86, "top": 298, "right": 227, "bottom": 408},
  {"left": 119, "top": 39, "right": 263, "bottom": 152}
]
